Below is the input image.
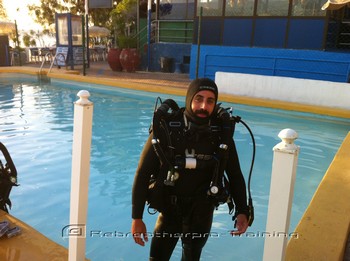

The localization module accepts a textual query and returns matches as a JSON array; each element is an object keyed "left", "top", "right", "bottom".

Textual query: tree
[
  {"left": 111, "top": 0, "right": 137, "bottom": 48},
  {"left": 0, "top": 0, "right": 7, "bottom": 18},
  {"left": 28, "top": 0, "right": 83, "bottom": 29},
  {"left": 22, "top": 33, "right": 36, "bottom": 47},
  {"left": 28, "top": 0, "right": 114, "bottom": 31},
  {"left": 23, "top": 30, "right": 51, "bottom": 47}
]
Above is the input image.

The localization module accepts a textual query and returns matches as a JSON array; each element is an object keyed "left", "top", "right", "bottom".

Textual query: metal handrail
[
  {"left": 137, "top": 19, "right": 194, "bottom": 48},
  {"left": 38, "top": 52, "right": 53, "bottom": 74},
  {"left": 48, "top": 53, "right": 67, "bottom": 74},
  {"left": 152, "top": 20, "right": 193, "bottom": 43}
]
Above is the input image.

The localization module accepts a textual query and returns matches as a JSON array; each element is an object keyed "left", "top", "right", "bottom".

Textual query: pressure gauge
[
  {"left": 10, "top": 176, "right": 17, "bottom": 184},
  {"left": 210, "top": 186, "right": 219, "bottom": 195}
]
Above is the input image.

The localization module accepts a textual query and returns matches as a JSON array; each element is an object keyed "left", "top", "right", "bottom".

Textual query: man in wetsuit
[{"left": 131, "top": 78, "right": 249, "bottom": 261}]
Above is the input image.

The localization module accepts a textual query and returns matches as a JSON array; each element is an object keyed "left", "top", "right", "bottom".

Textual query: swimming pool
[{"left": 1, "top": 73, "right": 349, "bottom": 261}]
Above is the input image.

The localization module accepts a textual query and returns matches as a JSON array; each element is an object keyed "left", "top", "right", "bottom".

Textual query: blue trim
[
  {"left": 200, "top": 19, "right": 221, "bottom": 45},
  {"left": 254, "top": 19, "right": 287, "bottom": 48},
  {"left": 288, "top": 19, "right": 325, "bottom": 49},
  {"left": 223, "top": 19, "right": 253, "bottom": 46}
]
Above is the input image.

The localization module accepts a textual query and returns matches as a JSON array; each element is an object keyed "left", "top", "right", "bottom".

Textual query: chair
[
  {"left": 89, "top": 48, "right": 98, "bottom": 62},
  {"left": 29, "top": 48, "right": 40, "bottom": 63},
  {"left": 39, "top": 48, "right": 52, "bottom": 63},
  {"left": 95, "top": 47, "right": 107, "bottom": 61}
]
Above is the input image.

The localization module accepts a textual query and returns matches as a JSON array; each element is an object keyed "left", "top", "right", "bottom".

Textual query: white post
[
  {"left": 263, "top": 128, "right": 299, "bottom": 261},
  {"left": 85, "top": 0, "right": 89, "bottom": 15},
  {"left": 69, "top": 90, "right": 93, "bottom": 261}
]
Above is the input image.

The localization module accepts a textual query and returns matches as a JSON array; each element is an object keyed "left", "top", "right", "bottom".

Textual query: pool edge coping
[
  {"left": 286, "top": 131, "right": 350, "bottom": 261},
  {"left": 49, "top": 71, "right": 350, "bottom": 119}
]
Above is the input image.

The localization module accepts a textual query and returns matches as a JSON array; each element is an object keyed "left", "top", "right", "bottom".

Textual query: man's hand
[
  {"left": 131, "top": 219, "right": 148, "bottom": 246},
  {"left": 230, "top": 214, "right": 248, "bottom": 236}
]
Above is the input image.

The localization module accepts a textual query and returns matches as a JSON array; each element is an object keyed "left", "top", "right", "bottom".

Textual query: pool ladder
[{"left": 38, "top": 52, "right": 67, "bottom": 75}]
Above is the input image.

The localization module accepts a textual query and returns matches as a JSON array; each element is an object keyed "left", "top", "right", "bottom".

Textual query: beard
[{"left": 194, "top": 109, "right": 210, "bottom": 118}]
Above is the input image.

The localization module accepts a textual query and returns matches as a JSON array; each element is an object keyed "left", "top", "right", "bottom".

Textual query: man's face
[{"left": 191, "top": 90, "right": 216, "bottom": 118}]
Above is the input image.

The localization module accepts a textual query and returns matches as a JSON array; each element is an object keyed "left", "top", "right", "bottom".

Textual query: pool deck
[
  {"left": 2, "top": 61, "right": 350, "bottom": 119},
  {"left": 0, "top": 210, "right": 90, "bottom": 261},
  {"left": 286, "top": 132, "right": 350, "bottom": 261},
  {"left": 5, "top": 61, "right": 191, "bottom": 92}
]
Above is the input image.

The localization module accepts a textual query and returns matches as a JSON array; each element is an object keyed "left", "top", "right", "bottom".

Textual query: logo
[{"left": 61, "top": 224, "right": 86, "bottom": 238}]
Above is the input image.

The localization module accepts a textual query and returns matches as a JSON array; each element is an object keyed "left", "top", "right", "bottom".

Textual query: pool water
[{"left": 0, "top": 74, "right": 349, "bottom": 261}]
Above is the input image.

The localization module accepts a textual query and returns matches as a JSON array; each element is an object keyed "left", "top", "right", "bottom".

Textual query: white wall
[{"left": 215, "top": 72, "right": 350, "bottom": 110}]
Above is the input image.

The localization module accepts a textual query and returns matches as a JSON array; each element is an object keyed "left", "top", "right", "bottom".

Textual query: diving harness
[{"left": 150, "top": 97, "right": 255, "bottom": 227}]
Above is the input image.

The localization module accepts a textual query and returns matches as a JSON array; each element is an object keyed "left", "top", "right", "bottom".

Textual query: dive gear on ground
[{"left": 0, "top": 220, "right": 21, "bottom": 238}]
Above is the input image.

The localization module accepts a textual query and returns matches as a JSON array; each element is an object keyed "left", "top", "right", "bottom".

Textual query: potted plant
[
  {"left": 110, "top": 0, "right": 140, "bottom": 72},
  {"left": 118, "top": 35, "right": 140, "bottom": 72},
  {"left": 107, "top": 47, "right": 123, "bottom": 71}
]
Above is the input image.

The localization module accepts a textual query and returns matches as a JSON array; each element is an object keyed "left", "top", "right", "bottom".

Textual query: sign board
[
  {"left": 89, "top": 0, "right": 112, "bottom": 8},
  {"left": 54, "top": 47, "right": 85, "bottom": 66},
  {"left": 54, "top": 47, "right": 68, "bottom": 66},
  {"left": 73, "top": 47, "right": 84, "bottom": 65}
]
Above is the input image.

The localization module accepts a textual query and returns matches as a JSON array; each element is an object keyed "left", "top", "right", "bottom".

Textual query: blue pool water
[{"left": 0, "top": 73, "right": 349, "bottom": 260}]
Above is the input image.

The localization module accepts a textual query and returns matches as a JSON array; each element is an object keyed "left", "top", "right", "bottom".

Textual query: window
[
  {"left": 71, "top": 16, "right": 82, "bottom": 46},
  {"left": 197, "top": 0, "right": 224, "bottom": 16},
  {"left": 159, "top": 0, "right": 195, "bottom": 19},
  {"left": 256, "top": 0, "right": 289, "bottom": 16},
  {"left": 57, "top": 16, "right": 69, "bottom": 46},
  {"left": 291, "top": 0, "right": 326, "bottom": 16},
  {"left": 225, "top": 0, "right": 255, "bottom": 16}
]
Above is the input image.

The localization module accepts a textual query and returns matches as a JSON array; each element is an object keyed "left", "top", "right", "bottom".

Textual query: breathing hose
[{"left": 232, "top": 115, "right": 255, "bottom": 226}]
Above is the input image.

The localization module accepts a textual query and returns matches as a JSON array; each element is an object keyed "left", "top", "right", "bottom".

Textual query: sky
[
  {"left": 3, "top": 0, "right": 41, "bottom": 31},
  {"left": 3, "top": 0, "right": 56, "bottom": 46}
]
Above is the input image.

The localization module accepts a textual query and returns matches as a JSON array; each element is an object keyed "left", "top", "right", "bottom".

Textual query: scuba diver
[{"left": 131, "top": 78, "right": 252, "bottom": 261}]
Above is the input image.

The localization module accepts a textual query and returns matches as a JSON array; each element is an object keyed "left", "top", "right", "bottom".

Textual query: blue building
[{"left": 143, "top": 0, "right": 350, "bottom": 82}]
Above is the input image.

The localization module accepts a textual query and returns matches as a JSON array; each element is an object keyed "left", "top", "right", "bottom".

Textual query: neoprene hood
[{"left": 184, "top": 78, "right": 218, "bottom": 125}]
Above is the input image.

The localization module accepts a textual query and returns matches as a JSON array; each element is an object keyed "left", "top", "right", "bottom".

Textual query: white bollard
[
  {"left": 69, "top": 90, "right": 93, "bottom": 261},
  {"left": 263, "top": 128, "right": 300, "bottom": 261}
]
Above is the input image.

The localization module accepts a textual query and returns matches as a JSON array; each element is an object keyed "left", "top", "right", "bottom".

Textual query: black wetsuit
[{"left": 132, "top": 108, "right": 248, "bottom": 261}]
